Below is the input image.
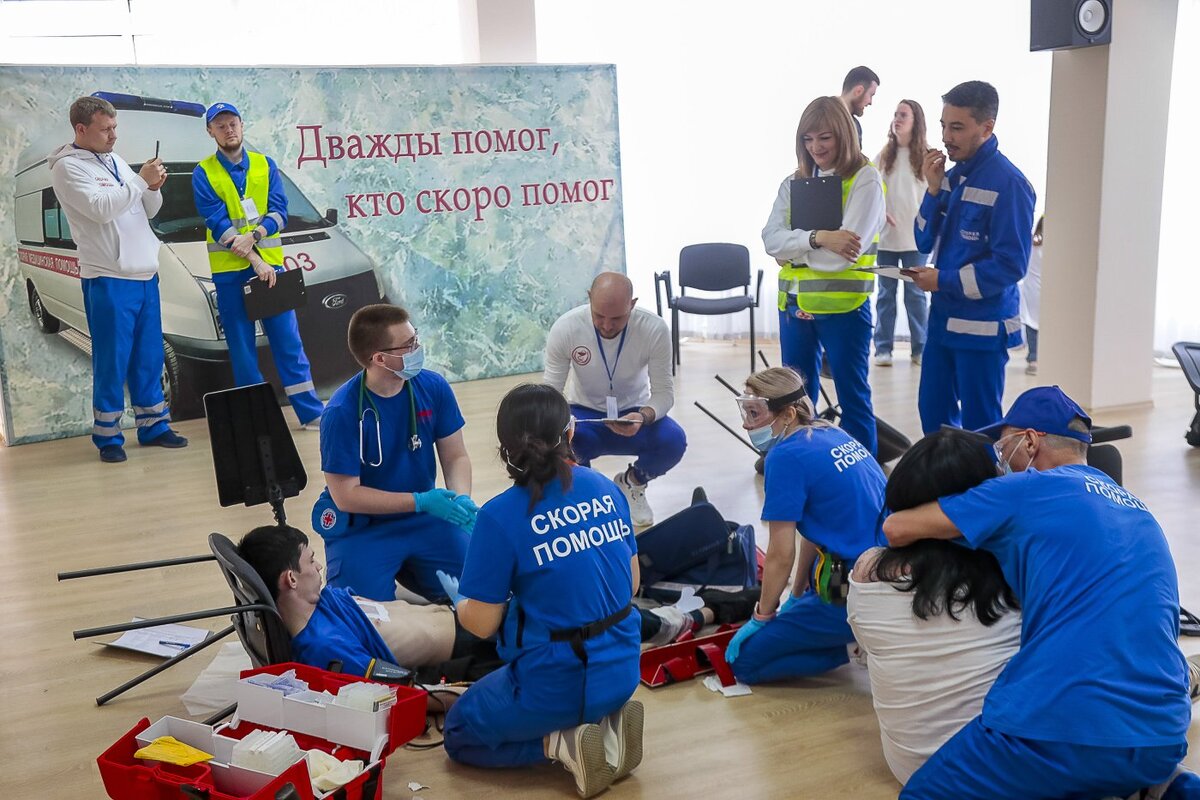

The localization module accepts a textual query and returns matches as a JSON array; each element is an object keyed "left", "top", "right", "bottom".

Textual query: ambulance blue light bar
[{"left": 91, "top": 92, "right": 205, "bottom": 117}]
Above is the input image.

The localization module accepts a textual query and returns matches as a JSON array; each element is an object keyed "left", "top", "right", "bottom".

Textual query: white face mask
[{"left": 389, "top": 344, "right": 424, "bottom": 380}]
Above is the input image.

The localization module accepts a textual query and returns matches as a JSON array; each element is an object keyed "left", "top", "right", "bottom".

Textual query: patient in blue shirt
[{"left": 237, "top": 524, "right": 497, "bottom": 678}]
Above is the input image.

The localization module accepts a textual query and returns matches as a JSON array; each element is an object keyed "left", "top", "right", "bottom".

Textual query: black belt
[{"left": 549, "top": 604, "right": 633, "bottom": 725}]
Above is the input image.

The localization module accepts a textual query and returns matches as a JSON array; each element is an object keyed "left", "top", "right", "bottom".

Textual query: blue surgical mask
[
  {"left": 391, "top": 344, "right": 424, "bottom": 381},
  {"left": 748, "top": 422, "right": 781, "bottom": 452}
]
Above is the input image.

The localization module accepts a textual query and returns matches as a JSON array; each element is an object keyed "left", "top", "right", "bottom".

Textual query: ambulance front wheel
[
  {"left": 160, "top": 339, "right": 199, "bottom": 419},
  {"left": 26, "top": 281, "right": 61, "bottom": 334}
]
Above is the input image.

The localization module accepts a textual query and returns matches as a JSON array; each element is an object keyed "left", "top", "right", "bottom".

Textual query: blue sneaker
[
  {"left": 99, "top": 445, "right": 127, "bottom": 463},
  {"left": 141, "top": 430, "right": 189, "bottom": 448}
]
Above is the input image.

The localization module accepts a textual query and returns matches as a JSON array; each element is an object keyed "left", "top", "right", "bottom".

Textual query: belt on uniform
[{"left": 550, "top": 604, "right": 634, "bottom": 725}]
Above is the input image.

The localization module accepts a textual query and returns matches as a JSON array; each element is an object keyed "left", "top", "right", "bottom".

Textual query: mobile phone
[{"left": 154, "top": 140, "right": 160, "bottom": 160}]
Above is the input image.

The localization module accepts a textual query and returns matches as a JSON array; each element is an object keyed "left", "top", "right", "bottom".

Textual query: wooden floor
[{"left": 5, "top": 340, "right": 1199, "bottom": 799}]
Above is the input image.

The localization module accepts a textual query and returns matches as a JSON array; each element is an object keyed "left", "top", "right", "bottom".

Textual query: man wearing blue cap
[
  {"left": 191, "top": 102, "right": 324, "bottom": 428},
  {"left": 883, "top": 385, "right": 1195, "bottom": 799}
]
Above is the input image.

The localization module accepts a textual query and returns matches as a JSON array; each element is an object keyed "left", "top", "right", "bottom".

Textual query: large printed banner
[{"left": 0, "top": 65, "right": 624, "bottom": 444}]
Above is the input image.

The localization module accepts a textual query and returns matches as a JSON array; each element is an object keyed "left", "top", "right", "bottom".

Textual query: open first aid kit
[{"left": 97, "top": 663, "right": 428, "bottom": 800}]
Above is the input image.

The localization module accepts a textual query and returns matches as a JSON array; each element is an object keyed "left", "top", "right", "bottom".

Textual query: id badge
[
  {"left": 241, "top": 196, "right": 259, "bottom": 221},
  {"left": 606, "top": 396, "right": 619, "bottom": 420}
]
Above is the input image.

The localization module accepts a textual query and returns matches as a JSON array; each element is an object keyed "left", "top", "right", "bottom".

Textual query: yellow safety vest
[
  {"left": 198, "top": 151, "right": 284, "bottom": 275},
  {"left": 778, "top": 167, "right": 879, "bottom": 314}
]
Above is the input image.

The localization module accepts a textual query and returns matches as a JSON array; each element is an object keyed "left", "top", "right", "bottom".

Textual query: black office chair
[
  {"left": 209, "top": 532, "right": 293, "bottom": 668},
  {"left": 655, "top": 243, "right": 763, "bottom": 375},
  {"left": 1086, "top": 424, "right": 1132, "bottom": 486},
  {"left": 1171, "top": 342, "right": 1200, "bottom": 447}
]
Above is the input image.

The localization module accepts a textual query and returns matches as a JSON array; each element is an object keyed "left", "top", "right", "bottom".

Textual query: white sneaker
[
  {"left": 614, "top": 468, "right": 653, "bottom": 527},
  {"left": 546, "top": 723, "right": 615, "bottom": 798},
  {"left": 911, "top": 353, "right": 922, "bottom": 367},
  {"left": 1025, "top": 362, "right": 1038, "bottom": 376},
  {"left": 874, "top": 352, "right": 893, "bottom": 367},
  {"left": 602, "top": 700, "right": 645, "bottom": 782},
  {"left": 644, "top": 606, "right": 691, "bottom": 647}
]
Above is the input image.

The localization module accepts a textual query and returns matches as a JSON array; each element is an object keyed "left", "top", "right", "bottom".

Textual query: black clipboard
[
  {"left": 242, "top": 267, "right": 306, "bottom": 321},
  {"left": 790, "top": 176, "right": 842, "bottom": 231}
]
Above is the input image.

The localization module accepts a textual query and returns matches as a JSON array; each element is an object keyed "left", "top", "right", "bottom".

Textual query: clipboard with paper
[{"left": 789, "top": 176, "right": 842, "bottom": 232}]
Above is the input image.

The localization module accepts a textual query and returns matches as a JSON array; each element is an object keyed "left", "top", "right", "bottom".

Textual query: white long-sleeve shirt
[
  {"left": 761, "top": 163, "right": 886, "bottom": 273},
  {"left": 48, "top": 143, "right": 163, "bottom": 280},
  {"left": 875, "top": 147, "right": 927, "bottom": 253},
  {"left": 543, "top": 304, "right": 674, "bottom": 420}
]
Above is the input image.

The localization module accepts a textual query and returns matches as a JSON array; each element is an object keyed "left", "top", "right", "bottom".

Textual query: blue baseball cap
[
  {"left": 976, "top": 385, "right": 1092, "bottom": 443},
  {"left": 205, "top": 102, "right": 240, "bottom": 125}
]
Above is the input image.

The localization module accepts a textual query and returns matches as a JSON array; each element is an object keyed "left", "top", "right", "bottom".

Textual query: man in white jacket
[{"left": 49, "top": 95, "right": 188, "bottom": 463}]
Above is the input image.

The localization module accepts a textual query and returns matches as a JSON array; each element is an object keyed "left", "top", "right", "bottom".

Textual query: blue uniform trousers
[
  {"left": 322, "top": 513, "right": 469, "bottom": 602},
  {"left": 902, "top": 716, "right": 1186, "bottom": 800},
  {"left": 81, "top": 275, "right": 171, "bottom": 449},
  {"left": 730, "top": 589, "right": 853, "bottom": 685},
  {"left": 214, "top": 272, "right": 324, "bottom": 425},
  {"left": 917, "top": 339, "right": 1008, "bottom": 434},
  {"left": 779, "top": 297, "right": 877, "bottom": 456},
  {"left": 569, "top": 406, "right": 687, "bottom": 483},
  {"left": 444, "top": 634, "right": 639, "bottom": 768}
]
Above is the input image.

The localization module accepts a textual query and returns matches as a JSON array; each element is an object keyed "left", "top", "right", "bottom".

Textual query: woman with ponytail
[
  {"left": 443, "top": 383, "right": 643, "bottom": 799},
  {"left": 724, "top": 366, "right": 886, "bottom": 685}
]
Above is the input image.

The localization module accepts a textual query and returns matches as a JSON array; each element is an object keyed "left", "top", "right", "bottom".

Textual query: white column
[
  {"left": 1041, "top": 1, "right": 1179, "bottom": 411},
  {"left": 459, "top": 0, "right": 537, "bottom": 63}
]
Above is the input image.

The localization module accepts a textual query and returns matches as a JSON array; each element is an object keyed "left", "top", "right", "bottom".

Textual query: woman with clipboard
[{"left": 762, "top": 95, "right": 886, "bottom": 456}]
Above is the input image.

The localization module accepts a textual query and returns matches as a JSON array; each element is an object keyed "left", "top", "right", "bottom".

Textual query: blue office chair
[{"left": 655, "top": 243, "right": 763, "bottom": 375}]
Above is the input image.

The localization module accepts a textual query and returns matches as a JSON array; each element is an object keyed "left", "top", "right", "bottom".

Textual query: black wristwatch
[
  {"left": 252, "top": 228, "right": 264, "bottom": 243},
  {"left": 809, "top": 230, "right": 821, "bottom": 249}
]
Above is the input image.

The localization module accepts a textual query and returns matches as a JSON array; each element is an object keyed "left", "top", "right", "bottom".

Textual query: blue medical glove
[
  {"left": 724, "top": 618, "right": 766, "bottom": 664},
  {"left": 413, "top": 488, "right": 470, "bottom": 526},
  {"left": 436, "top": 570, "right": 464, "bottom": 608},
  {"left": 452, "top": 494, "right": 479, "bottom": 533},
  {"left": 781, "top": 594, "right": 803, "bottom": 614}
]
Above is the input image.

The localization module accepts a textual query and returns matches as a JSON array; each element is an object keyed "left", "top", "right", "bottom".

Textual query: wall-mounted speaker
[{"left": 1031, "top": 0, "right": 1112, "bottom": 52}]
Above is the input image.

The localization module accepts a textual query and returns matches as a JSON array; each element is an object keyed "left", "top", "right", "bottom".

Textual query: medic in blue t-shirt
[
  {"left": 885, "top": 386, "right": 1195, "bottom": 800},
  {"left": 724, "top": 366, "right": 887, "bottom": 685},
  {"left": 441, "top": 384, "right": 644, "bottom": 799},
  {"left": 312, "top": 304, "right": 477, "bottom": 603}
]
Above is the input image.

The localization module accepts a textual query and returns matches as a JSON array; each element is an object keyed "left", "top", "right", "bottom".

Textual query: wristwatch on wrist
[
  {"left": 252, "top": 228, "right": 264, "bottom": 243},
  {"left": 809, "top": 230, "right": 821, "bottom": 249}
]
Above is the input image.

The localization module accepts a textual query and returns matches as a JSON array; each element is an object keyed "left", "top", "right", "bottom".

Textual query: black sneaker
[
  {"left": 141, "top": 430, "right": 188, "bottom": 448},
  {"left": 99, "top": 445, "right": 127, "bottom": 463},
  {"left": 698, "top": 587, "right": 762, "bottom": 625}
]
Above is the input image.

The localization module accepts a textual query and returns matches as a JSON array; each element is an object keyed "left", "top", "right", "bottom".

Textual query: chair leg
[
  {"left": 672, "top": 308, "right": 680, "bottom": 374},
  {"left": 746, "top": 307, "right": 752, "bottom": 375}
]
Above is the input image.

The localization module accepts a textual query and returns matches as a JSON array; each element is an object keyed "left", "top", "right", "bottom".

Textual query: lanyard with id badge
[{"left": 595, "top": 326, "right": 627, "bottom": 422}]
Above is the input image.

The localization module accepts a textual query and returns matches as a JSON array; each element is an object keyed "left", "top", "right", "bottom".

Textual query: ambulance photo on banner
[{"left": 0, "top": 64, "right": 625, "bottom": 444}]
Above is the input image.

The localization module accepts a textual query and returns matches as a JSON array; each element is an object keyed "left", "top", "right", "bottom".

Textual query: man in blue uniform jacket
[{"left": 907, "top": 80, "right": 1035, "bottom": 434}]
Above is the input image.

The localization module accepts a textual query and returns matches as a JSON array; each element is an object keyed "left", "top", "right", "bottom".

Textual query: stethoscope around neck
[{"left": 357, "top": 371, "right": 420, "bottom": 467}]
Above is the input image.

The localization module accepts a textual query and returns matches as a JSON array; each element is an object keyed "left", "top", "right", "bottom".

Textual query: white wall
[{"left": 535, "top": 0, "right": 1053, "bottom": 338}]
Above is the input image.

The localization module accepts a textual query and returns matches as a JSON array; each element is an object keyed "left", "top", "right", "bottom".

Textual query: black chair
[
  {"left": 209, "top": 532, "right": 292, "bottom": 668},
  {"left": 1171, "top": 342, "right": 1200, "bottom": 447},
  {"left": 655, "top": 243, "right": 763, "bottom": 375},
  {"left": 1087, "top": 424, "right": 1132, "bottom": 486}
]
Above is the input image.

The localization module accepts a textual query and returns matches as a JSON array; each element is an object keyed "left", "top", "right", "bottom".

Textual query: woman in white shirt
[
  {"left": 873, "top": 100, "right": 932, "bottom": 367},
  {"left": 762, "top": 96, "right": 886, "bottom": 456},
  {"left": 846, "top": 428, "right": 1021, "bottom": 786}
]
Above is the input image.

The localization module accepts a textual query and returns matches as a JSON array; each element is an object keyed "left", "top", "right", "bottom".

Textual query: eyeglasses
[{"left": 378, "top": 329, "right": 420, "bottom": 355}]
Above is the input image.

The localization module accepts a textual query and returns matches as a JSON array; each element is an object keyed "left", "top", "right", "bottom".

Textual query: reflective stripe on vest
[
  {"left": 778, "top": 167, "right": 879, "bottom": 314},
  {"left": 199, "top": 151, "right": 284, "bottom": 274}
]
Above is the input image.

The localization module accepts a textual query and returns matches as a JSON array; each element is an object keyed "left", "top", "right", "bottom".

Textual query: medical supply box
[{"left": 97, "top": 662, "right": 428, "bottom": 800}]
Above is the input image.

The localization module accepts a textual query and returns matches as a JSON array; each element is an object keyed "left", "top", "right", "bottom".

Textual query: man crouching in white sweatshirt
[{"left": 49, "top": 94, "right": 188, "bottom": 463}]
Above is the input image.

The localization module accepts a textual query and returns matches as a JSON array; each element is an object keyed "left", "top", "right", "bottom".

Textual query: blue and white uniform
[
  {"left": 913, "top": 136, "right": 1036, "bottom": 433},
  {"left": 192, "top": 150, "right": 324, "bottom": 425},
  {"left": 902, "top": 465, "right": 1191, "bottom": 799},
  {"left": 317, "top": 370, "right": 469, "bottom": 601},
  {"left": 732, "top": 425, "right": 886, "bottom": 684},
  {"left": 444, "top": 466, "right": 640, "bottom": 768},
  {"left": 290, "top": 587, "right": 394, "bottom": 677}
]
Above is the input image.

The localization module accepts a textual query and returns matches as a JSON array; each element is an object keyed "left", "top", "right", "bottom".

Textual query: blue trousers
[
  {"left": 917, "top": 339, "right": 1008, "bottom": 435},
  {"left": 81, "top": 276, "right": 171, "bottom": 449},
  {"left": 902, "top": 716, "right": 1186, "bottom": 800},
  {"left": 322, "top": 513, "right": 469, "bottom": 602},
  {"left": 214, "top": 271, "right": 324, "bottom": 425},
  {"left": 569, "top": 406, "right": 687, "bottom": 483},
  {"left": 730, "top": 589, "right": 853, "bottom": 685},
  {"left": 779, "top": 297, "right": 877, "bottom": 456},
  {"left": 873, "top": 250, "right": 929, "bottom": 357},
  {"left": 444, "top": 637, "right": 639, "bottom": 768}
]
